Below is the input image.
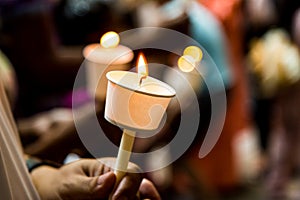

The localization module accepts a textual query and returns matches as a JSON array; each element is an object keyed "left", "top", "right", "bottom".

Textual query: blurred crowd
[{"left": 0, "top": 0, "right": 300, "bottom": 199}]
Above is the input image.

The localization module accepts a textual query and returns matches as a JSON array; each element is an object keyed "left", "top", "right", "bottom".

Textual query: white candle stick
[
  {"left": 109, "top": 129, "right": 136, "bottom": 200},
  {"left": 114, "top": 129, "right": 136, "bottom": 184}
]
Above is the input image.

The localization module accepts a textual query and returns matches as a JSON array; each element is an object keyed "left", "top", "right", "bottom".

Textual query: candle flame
[
  {"left": 137, "top": 53, "right": 148, "bottom": 85},
  {"left": 100, "top": 31, "right": 120, "bottom": 48}
]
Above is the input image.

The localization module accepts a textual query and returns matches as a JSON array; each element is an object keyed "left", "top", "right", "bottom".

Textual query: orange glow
[{"left": 137, "top": 53, "right": 148, "bottom": 77}]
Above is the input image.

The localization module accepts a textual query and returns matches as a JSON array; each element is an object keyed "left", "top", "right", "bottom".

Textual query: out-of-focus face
[
  {"left": 245, "top": 0, "right": 278, "bottom": 27},
  {"left": 292, "top": 9, "right": 300, "bottom": 48}
]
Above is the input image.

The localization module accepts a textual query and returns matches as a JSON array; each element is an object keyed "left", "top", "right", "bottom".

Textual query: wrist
[{"left": 26, "top": 156, "right": 61, "bottom": 172}]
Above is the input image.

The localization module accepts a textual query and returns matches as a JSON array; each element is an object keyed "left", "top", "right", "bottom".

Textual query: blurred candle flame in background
[
  {"left": 178, "top": 46, "right": 203, "bottom": 72},
  {"left": 100, "top": 31, "right": 120, "bottom": 48}
]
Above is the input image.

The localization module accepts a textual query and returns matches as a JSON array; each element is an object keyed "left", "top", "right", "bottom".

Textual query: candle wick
[{"left": 139, "top": 76, "right": 147, "bottom": 86}]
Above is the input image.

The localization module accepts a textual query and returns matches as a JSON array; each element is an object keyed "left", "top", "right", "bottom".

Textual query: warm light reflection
[
  {"left": 100, "top": 31, "right": 120, "bottom": 48},
  {"left": 183, "top": 46, "right": 203, "bottom": 62},
  {"left": 137, "top": 53, "right": 148, "bottom": 77},
  {"left": 178, "top": 55, "right": 195, "bottom": 72}
]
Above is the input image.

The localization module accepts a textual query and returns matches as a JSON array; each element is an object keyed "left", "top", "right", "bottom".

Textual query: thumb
[
  {"left": 94, "top": 172, "right": 116, "bottom": 197},
  {"left": 65, "top": 172, "right": 116, "bottom": 199},
  {"left": 139, "top": 179, "right": 161, "bottom": 200}
]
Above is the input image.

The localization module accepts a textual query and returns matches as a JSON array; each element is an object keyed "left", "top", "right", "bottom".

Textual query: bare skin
[{"left": 31, "top": 158, "right": 161, "bottom": 200}]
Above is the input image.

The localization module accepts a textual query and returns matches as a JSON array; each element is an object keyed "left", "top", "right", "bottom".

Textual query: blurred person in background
[
  {"left": 245, "top": 0, "right": 300, "bottom": 198},
  {"left": 181, "top": 0, "right": 252, "bottom": 198},
  {"left": 131, "top": 0, "right": 253, "bottom": 199}
]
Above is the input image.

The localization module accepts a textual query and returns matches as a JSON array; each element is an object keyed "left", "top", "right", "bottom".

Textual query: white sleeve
[{"left": 0, "top": 75, "right": 40, "bottom": 199}]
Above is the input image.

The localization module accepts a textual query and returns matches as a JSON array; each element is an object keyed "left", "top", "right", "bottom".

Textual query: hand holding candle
[{"left": 104, "top": 53, "right": 176, "bottom": 197}]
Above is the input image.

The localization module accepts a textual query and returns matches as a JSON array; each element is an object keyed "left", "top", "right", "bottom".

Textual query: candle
[
  {"left": 83, "top": 31, "right": 134, "bottom": 101},
  {"left": 104, "top": 53, "right": 175, "bottom": 197},
  {"left": 105, "top": 54, "right": 175, "bottom": 131}
]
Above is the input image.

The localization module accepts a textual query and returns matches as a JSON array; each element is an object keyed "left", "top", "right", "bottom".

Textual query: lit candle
[
  {"left": 83, "top": 31, "right": 134, "bottom": 101},
  {"left": 104, "top": 53, "right": 176, "bottom": 195},
  {"left": 105, "top": 53, "right": 175, "bottom": 131}
]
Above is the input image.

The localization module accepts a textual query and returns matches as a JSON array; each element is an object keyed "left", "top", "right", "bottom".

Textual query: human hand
[{"left": 31, "top": 157, "right": 160, "bottom": 200}]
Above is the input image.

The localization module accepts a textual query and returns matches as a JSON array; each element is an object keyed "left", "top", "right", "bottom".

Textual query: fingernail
[{"left": 97, "top": 172, "right": 113, "bottom": 185}]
